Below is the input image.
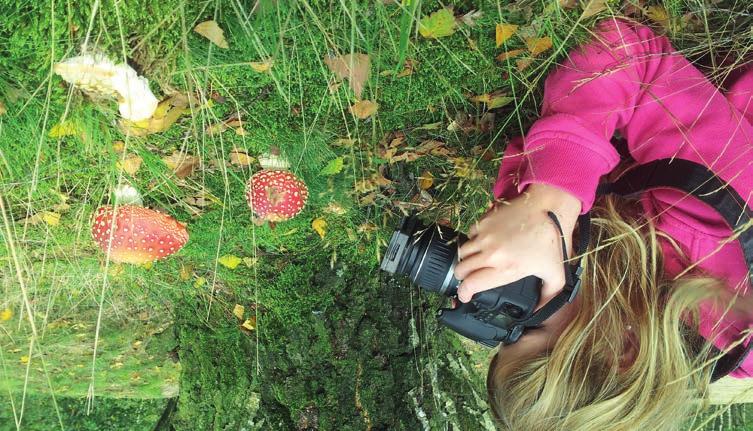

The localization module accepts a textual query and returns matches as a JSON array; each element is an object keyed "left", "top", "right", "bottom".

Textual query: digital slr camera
[{"left": 380, "top": 215, "right": 548, "bottom": 347}]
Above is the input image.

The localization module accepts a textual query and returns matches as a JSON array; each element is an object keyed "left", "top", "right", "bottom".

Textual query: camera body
[{"left": 380, "top": 216, "right": 542, "bottom": 347}]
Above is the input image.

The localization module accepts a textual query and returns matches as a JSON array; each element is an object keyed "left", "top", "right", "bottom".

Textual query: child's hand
[{"left": 454, "top": 184, "right": 582, "bottom": 308}]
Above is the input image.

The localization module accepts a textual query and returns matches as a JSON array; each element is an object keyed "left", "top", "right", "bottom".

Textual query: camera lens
[{"left": 381, "top": 217, "right": 466, "bottom": 297}]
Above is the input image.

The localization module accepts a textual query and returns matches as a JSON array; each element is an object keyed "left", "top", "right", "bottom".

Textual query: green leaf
[
  {"left": 320, "top": 157, "right": 344, "bottom": 176},
  {"left": 418, "top": 8, "right": 457, "bottom": 39}
]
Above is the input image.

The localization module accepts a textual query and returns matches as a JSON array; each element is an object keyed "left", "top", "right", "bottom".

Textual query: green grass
[{"left": 2, "top": 0, "right": 753, "bottom": 429}]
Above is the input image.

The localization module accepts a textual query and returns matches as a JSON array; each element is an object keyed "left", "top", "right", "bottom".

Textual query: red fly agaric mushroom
[
  {"left": 246, "top": 170, "right": 308, "bottom": 223},
  {"left": 91, "top": 205, "right": 189, "bottom": 264}
]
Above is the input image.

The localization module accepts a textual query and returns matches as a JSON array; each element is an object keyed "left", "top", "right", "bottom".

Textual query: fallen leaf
[
  {"left": 581, "top": 0, "right": 607, "bottom": 19},
  {"left": 312, "top": 218, "right": 327, "bottom": 239},
  {"left": 232, "top": 304, "right": 245, "bottom": 320},
  {"left": 350, "top": 100, "right": 378, "bottom": 119},
  {"left": 250, "top": 60, "right": 273, "bottom": 73},
  {"left": 243, "top": 257, "right": 258, "bottom": 267},
  {"left": 324, "top": 202, "right": 347, "bottom": 215},
  {"left": 559, "top": 0, "right": 578, "bottom": 8},
  {"left": 112, "top": 140, "right": 125, "bottom": 153},
  {"left": 218, "top": 254, "right": 242, "bottom": 269},
  {"left": 646, "top": 5, "right": 669, "bottom": 28},
  {"left": 241, "top": 317, "right": 256, "bottom": 331},
  {"left": 194, "top": 276, "right": 206, "bottom": 288},
  {"left": 48, "top": 121, "right": 80, "bottom": 138},
  {"left": 516, "top": 57, "right": 534, "bottom": 71},
  {"left": 396, "top": 59, "right": 416, "bottom": 78},
  {"left": 470, "top": 91, "right": 514, "bottom": 109},
  {"left": 117, "top": 154, "right": 143, "bottom": 175},
  {"left": 162, "top": 152, "right": 199, "bottom": 178},
  {"left": 142, "top": 261, "right": 153, "bottom": 270},
  {"left": 324, "top": 53, "right": 370, "bottom": 100},
  {"left": 41, "top": 211, "right": 61, "bottom": 226},
  {"left": 118, "top": 94, "right": 193, "bottom": 136},
  {"left": 526, "top": 37, "right": 553, "bottom": 56},
  {"left": 496, "top": 48, "right": 526, "bottom": 62},
  {"left": 460, "top": 10, "right": 483, "bottom": 27},
  {"left": 333, "top": 138, "right": 358, "bottom": 148},
  {"left": 20, "top": 355, "right": 29, "bottom": 364},
  {"left": 418, "top": 171, "right": 434, "bottom": 190},
  {"left": 179, "top": 264, "right": 192, "bottom": 281},
  {"left": 0, "top": 308, "right": 12, "bottom": 321},
  {"left": 229, "top": 148, "right": 254, "bottom": 166},
  {"left": 496, "top": 24, "right": 519, "bottom": 47},
  {"left": 0, "top": 101, "right": 6, "bottom": 116},
  {"left": 418, "top": 8, "right": 457, "bottom": 39},
  {"left": 194, "top": 20, "right": 229, "bottom": 49},
  {"left": 320, "top": 157, "right": 344, "bottom": 176}
]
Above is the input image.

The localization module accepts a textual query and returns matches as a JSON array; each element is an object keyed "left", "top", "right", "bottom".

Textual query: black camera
[{"left": 380, "top": 215, "right": 547, "bottom": 347}]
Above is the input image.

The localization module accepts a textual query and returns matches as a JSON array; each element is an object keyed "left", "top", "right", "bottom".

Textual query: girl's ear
[{"left": 618, "top": 326, "right": 638, "bottom": 372}]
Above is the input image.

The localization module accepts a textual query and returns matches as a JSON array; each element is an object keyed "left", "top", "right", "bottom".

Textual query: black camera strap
[
  {"left": 597, "top": 158, "right": 753, "bottom": 382},
  {"left": 512, "top": 211, "right": 591, "bottom": 328}
]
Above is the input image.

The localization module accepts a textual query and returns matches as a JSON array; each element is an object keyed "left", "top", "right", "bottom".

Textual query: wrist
[{"left": 525, "top": 183, "right": 582, "bottom": 227}]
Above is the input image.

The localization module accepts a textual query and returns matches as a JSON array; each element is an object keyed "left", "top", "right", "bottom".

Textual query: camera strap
[
  {"left": 597, "top": 158, "right": 753, "bottom": 382},
  {"left": 511, "top": 211, "right": 592, "bottom": 329}
]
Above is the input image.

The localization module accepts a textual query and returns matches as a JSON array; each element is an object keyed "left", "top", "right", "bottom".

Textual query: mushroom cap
[
  {"left": 91, "top": 205, "right": 189, "bottom": 264},
  {"left": 245, "top": 170, "right": 308, "bottom": 222}
]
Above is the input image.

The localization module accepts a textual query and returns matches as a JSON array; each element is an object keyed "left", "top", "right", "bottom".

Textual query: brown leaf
[
  {"left": 516, "top": 57, "right": 534, "bottom": 71},
  {"left": 396, "top": 59, "right": 416, "bottom": 78},
  {"left": 0, "top": 100, "right": 6, "bottom": 116},
  {"left": 469, "top": 91, "right": 513, "bottom": 109},
  {"left": 194, "top": 20, "right": 229, "bottom": 49},
  {"left": 324, "top": 53, "right": 370, "bottom": 99},
  {"left": 559, "top": 0, "right": 578, "bottom": 8},
  {"left": 496, "top": 48, "right": 526, "bottom": 62},
  {"left": 163, "top": 151, "right": 200, "bottom": 178},
  {"left": 646, "top": 5, "right": 669, "bottom": 29},
  {"left": 349, "top": 100, "right": 379, "bottom": 119}
]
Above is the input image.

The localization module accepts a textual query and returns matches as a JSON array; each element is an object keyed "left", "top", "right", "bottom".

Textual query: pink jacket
[{"left": 493, "top": 19, "right": 753, "bottom": 378}]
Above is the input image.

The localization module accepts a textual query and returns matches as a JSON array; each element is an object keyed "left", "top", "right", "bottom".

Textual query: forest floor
[{"left": 1, "top": 0, "right": 752, "bottom": 430}]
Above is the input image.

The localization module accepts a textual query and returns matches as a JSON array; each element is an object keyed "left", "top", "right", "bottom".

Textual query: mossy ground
[{"left": 2, "top": 0, "right": 753, "bottom": 430}]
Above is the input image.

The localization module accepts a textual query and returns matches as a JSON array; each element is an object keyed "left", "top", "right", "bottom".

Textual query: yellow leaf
[
  {"left": 0, "top": 308, "right": 12, "bottom": 321},
  {"left": 232, "top": 304, "right": 245, "bottom": 320},
  {"left": 470, "top": 92, "right": 513, "bottom": 109},
  {"left": 418, "top": 8, "right": 457, "bottom": 39},
  {"left": 0, "top": 100, "right": 6, "bottom": 116},
  {"left": 194, "top": 276, "right": 206, "bottom": 288},
  {"left": 117, "top": 154, "right": 143, "bottom": 175},
  {"left": 48, "top": 121, "right": 80, "bottom": 138},
  {"left": 142, "top": 261, "right": 153, "bottom": 270},
  {"left": 194, "top": 20, "right": 229, "bottom": 49},
  {"left": 229, "top": 148, "right": 254, "bottom": 166},
  {"left": 525, "top": 37, "right": 553, "bottom": 56},
  {"left": 418, "top": 171, "right": 434, "bottom": 190},
  {"left": 112, "top": 140, "right": 125, "bottom": 153},
  {"left": 581, "top": 0, "right": 607, "bottom": 19},
  {"left": 241, "top": 316, "right": 256, "bottom": 331},
  {"left": 41, "top": 211, "right": 61, "bottom": 226},
  {"left": 312, "top": 218, "right": 327, "bottom": 239},
  {"left": 350, "top": 100, "right": 379, "bottom": 119},
  {"left": 495, "top": 24, "right": 518, "bottom": 47},
  {"left": 162, "top": 152, "right": 199, "bottom": 178},
  {"left": 20, "top": 355, "right": 29, "bottom": 364},
  {"left": 218, "top": 254, "right": 242, "bottom": 269},
  {"left": 242, "top": 257, "right": 258, "bottom": 267},
  {"left": 250, "top": 60, "right": 273, "bottom": 73}
]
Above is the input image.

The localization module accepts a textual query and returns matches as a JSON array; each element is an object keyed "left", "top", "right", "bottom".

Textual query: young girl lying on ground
[{"left": 453, "top": 18, "right": 753, "bottom": 430}]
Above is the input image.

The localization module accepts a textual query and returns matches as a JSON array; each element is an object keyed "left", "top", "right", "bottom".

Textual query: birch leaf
[
  {"left": 194, "top": 20, "right": 229, "bottom": 48},
  {"left": 495, "top": 24, "right": 518, "bottom": 47},
  {"left": 350, "top": 100, "right": 378, "bottom": 119},
  {"left": 218, "top": 254, "right": 242, "bottom": 269},
  {"left": 312, "top": 218, "right": 327, "bottom": 239},
  {"left": 232, "top": 304, "right": 245, "bottom": 320},
  {"left": 419, "top": 8, "right": 457, "bottom": 39},
  {"left": 324, "top": 53, "right": 370, "bottom": 99},
  {"left": 526, "top": 37, "right": 553, "bottom": 56}
]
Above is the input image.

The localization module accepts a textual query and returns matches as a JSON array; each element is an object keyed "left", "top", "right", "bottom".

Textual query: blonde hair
[{"left": 487, "top": 195, "right": 736, "bottom": 431}]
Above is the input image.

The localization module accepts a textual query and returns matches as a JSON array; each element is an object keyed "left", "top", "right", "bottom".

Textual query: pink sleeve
[{"left": 493, "top": 18, "right": 753, "bottom": 215}]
